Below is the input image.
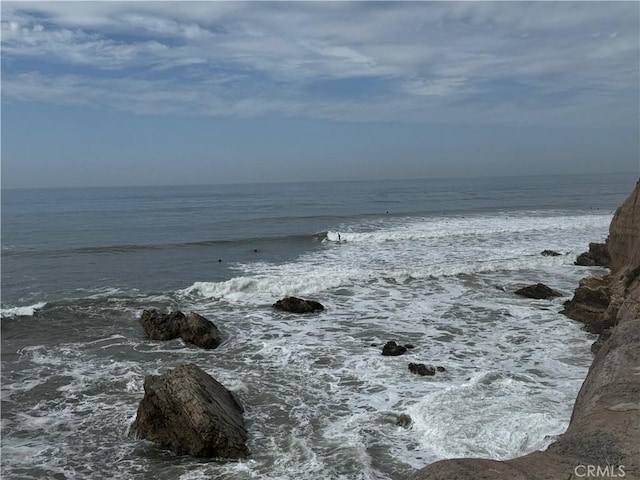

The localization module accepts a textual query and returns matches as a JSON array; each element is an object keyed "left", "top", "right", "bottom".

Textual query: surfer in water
[{"left": 338, "top": 233, "right": 341, "bottom": 242}]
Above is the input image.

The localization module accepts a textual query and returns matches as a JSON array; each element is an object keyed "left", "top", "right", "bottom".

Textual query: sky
[{"left": 1, "top": 1, "right": 639, "bottom": 189}]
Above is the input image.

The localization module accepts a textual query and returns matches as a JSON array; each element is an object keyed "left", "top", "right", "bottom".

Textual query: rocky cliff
[{"left": 408, "top": 181, "right": 640, "bottom": 480}]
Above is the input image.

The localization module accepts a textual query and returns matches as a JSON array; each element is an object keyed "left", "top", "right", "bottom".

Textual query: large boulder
[
  {"left": 273, "top": 296, "right": 324, "bottom": 313},
  {"left": 514, "top": 283, "right": 562, "bottom": 300},
  {"left": 130, "top": 363, "right": 249, "bottom": 458},
  {"left": 575, "top": 242, "right": 611, "bottom": 267},
  {"left": 139, "top": 309, "right": 222, "bottom": 349}
]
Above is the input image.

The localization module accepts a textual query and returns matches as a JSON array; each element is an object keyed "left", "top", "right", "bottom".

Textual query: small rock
[
  {"left": 515, "top": 283, "right": 562, "bottom": 300},
  {"left": 396, "top": 414, "right": 412, "bottom": 428},
  {"left": 408, "top": 363, "right": 436, "bottom": 376},
  {"left": 404, "top": 344, "right": 416, "bottom": 349},
  {"left": 273, "top": 296, "right": 325, "bottom": 313},
  {"left": 542, "top": 250, "right": 562, "bottom": 256},
  {"left": 436, "top": 366, "right": 446, "bottom": 372},
  {"left": 382, "top": 341, "right": 407, "bottom": 356}
]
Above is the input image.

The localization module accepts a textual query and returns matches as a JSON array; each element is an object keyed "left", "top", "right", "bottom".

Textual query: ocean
[{"left": 1, "top": 173, "right": 636, "bottom": 480}]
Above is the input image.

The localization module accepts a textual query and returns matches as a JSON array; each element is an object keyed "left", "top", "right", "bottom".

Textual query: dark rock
[
  {"left": 129, "top": 363, "right": 249, "bottom": 458},
  {"left": 590, "top": 327, "right": 613, "bottom": 355},
  {"left": 575, "top": 242, "right": 611, "bottom": 267},
  {"left": 436, "top": 366, "right": 446, "bottom": 372},
  {"left": 272, "top": 296, "right": 324, "bottom": 314},
  {"left": 404, "top": 344, "right": 416, "bottom": 349},
  {"left": 541, "top": 250, "right": 562, "bottom": 256},
  {"left": 408, "top": 363, "right": 436, "bottom": 376},
  {"left": 560, "top": 276, "right": 613, "bottom": 333},
  {"left": 396, "top": 414, "right": 412, "bottom": 428},
  {"left": 382, "top": 341, "right": 407, "bottom": 356},
  {"left": 514, "top": 283, "right": 562, "bottom": 300},
  {"left": 180, "top": 312, "right": 223, "bottom": 349},
  {"left": 139, "top": 309, "right": 222, "bottom": 349}
]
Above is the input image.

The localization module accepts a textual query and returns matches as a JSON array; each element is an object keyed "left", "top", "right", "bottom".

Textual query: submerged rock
[
  {"left": 129, "top": 363, "right": 249, "bottom": 458},
  {"left": 139, "top": 309, "right": 222, "bottom": 349},
  {"left": 396, "top": 414, "right": 412, "bottom": 428},
  {"left": 514, "top": 283, "right": 562, "bottom": 300},
  {"left": 575, "top": 242, "right": 611, "bottom": 267},
  {"left": 541, "top": 250, "right": 562, "bottom": 256},
  {"left": 273, "top": 296, "right": 325, "bottom": 313},
  {"left": 381, "top": 341, "right": 407, "bottom": 356},
  {"left": 408, "top": 363, "right": 436, "bottom": 376}
]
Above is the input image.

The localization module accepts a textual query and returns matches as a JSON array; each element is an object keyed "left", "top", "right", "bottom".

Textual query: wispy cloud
[{"left": 1, "top": 1, "right": 638, "bottom": 127}]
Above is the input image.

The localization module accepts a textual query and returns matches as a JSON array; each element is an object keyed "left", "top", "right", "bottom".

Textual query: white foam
[{"left": 1, "top": 301, "right": 47, "bottom": 318}]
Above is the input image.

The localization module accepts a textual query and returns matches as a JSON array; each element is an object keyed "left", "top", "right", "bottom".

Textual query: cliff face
[
  {"left": 409, "top": 181, "right": 640, "bottom": 480},
  {"left": 607, "top": 183, "right": 640, "bottom": 273}
]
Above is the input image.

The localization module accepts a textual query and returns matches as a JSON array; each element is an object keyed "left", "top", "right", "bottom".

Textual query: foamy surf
[{"left": 1, "top": 302, "right": 47, "bottom": 318}]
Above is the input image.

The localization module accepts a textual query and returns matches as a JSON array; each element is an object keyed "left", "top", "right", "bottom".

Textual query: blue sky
[{"left": 2, "top": 1, "right": 639, "bottom": 188}]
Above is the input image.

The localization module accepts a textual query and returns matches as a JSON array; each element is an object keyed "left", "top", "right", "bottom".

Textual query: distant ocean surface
[{"left": 1, "top": 173, "right": 636, "bottom": 479}]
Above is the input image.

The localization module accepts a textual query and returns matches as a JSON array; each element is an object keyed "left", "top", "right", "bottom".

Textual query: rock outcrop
[
  {"left": 408, "top": 181, "right": 640, "bottom": 480},
  {"left": 139, "top": 309, "right": 222, "bottom": 349},
  {"left": 272, "top": 296, "right": 325, "bottom": 313},
  {"left": 515, "top": 283, "right": 562, "bottom": 300},
  {"left": 130, "top": 363, "right": 249, "bottom": 458},
  {"left": 575, "top": 242, "right": 611, "bottom": 267}
]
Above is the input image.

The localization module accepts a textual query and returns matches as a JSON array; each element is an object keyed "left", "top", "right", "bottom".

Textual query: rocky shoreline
[
  {"left": 127, "top": 184, "right": 639, "bottom": 477},
  {"left": 409, "top": 181, "right": 640, "bottom": 480}
]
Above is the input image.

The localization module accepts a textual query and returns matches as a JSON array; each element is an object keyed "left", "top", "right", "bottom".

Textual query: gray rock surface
[{"left": 130, "top": 363, "right": 249, "bottom": 458}]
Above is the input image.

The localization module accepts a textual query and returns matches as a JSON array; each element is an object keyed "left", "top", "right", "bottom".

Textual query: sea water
[{"left": 1, "top": 173, "right": 636, "bottom": 479}]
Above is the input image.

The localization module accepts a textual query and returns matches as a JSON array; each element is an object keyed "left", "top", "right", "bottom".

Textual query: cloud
[{"left": 1, "top": 1, "right": 638, "bottom": 127}]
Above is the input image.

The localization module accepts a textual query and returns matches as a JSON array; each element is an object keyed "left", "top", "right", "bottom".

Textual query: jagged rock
[
  {"left": 541, "top": 250, "right": 562, "bottom": 256},
  {"left": 382, "top": 341, "right": 407, "bottom": 356},
  {"left": 561, "top": 275, "right": 613, "bottom": 333},
  {"left": 514, "top": 283, "right": 562, "bottom": 300},
  {"left": 408, "top": 363, "right": 436, "bottom": 376},
  {"left": 139, "top": 309, "right": 222, "bottom": 349},
  {"left": 396, "top": 414, "right": 412, "bottom": 428},
  {"left": 129, "top": 363, "right": 249, "bottom": 458},
  {"left": 273, "top": 296, "right": 324, "bottom": 313},
  {"left": 575, "top": 242, "right": 611, "bottom": 267}
]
